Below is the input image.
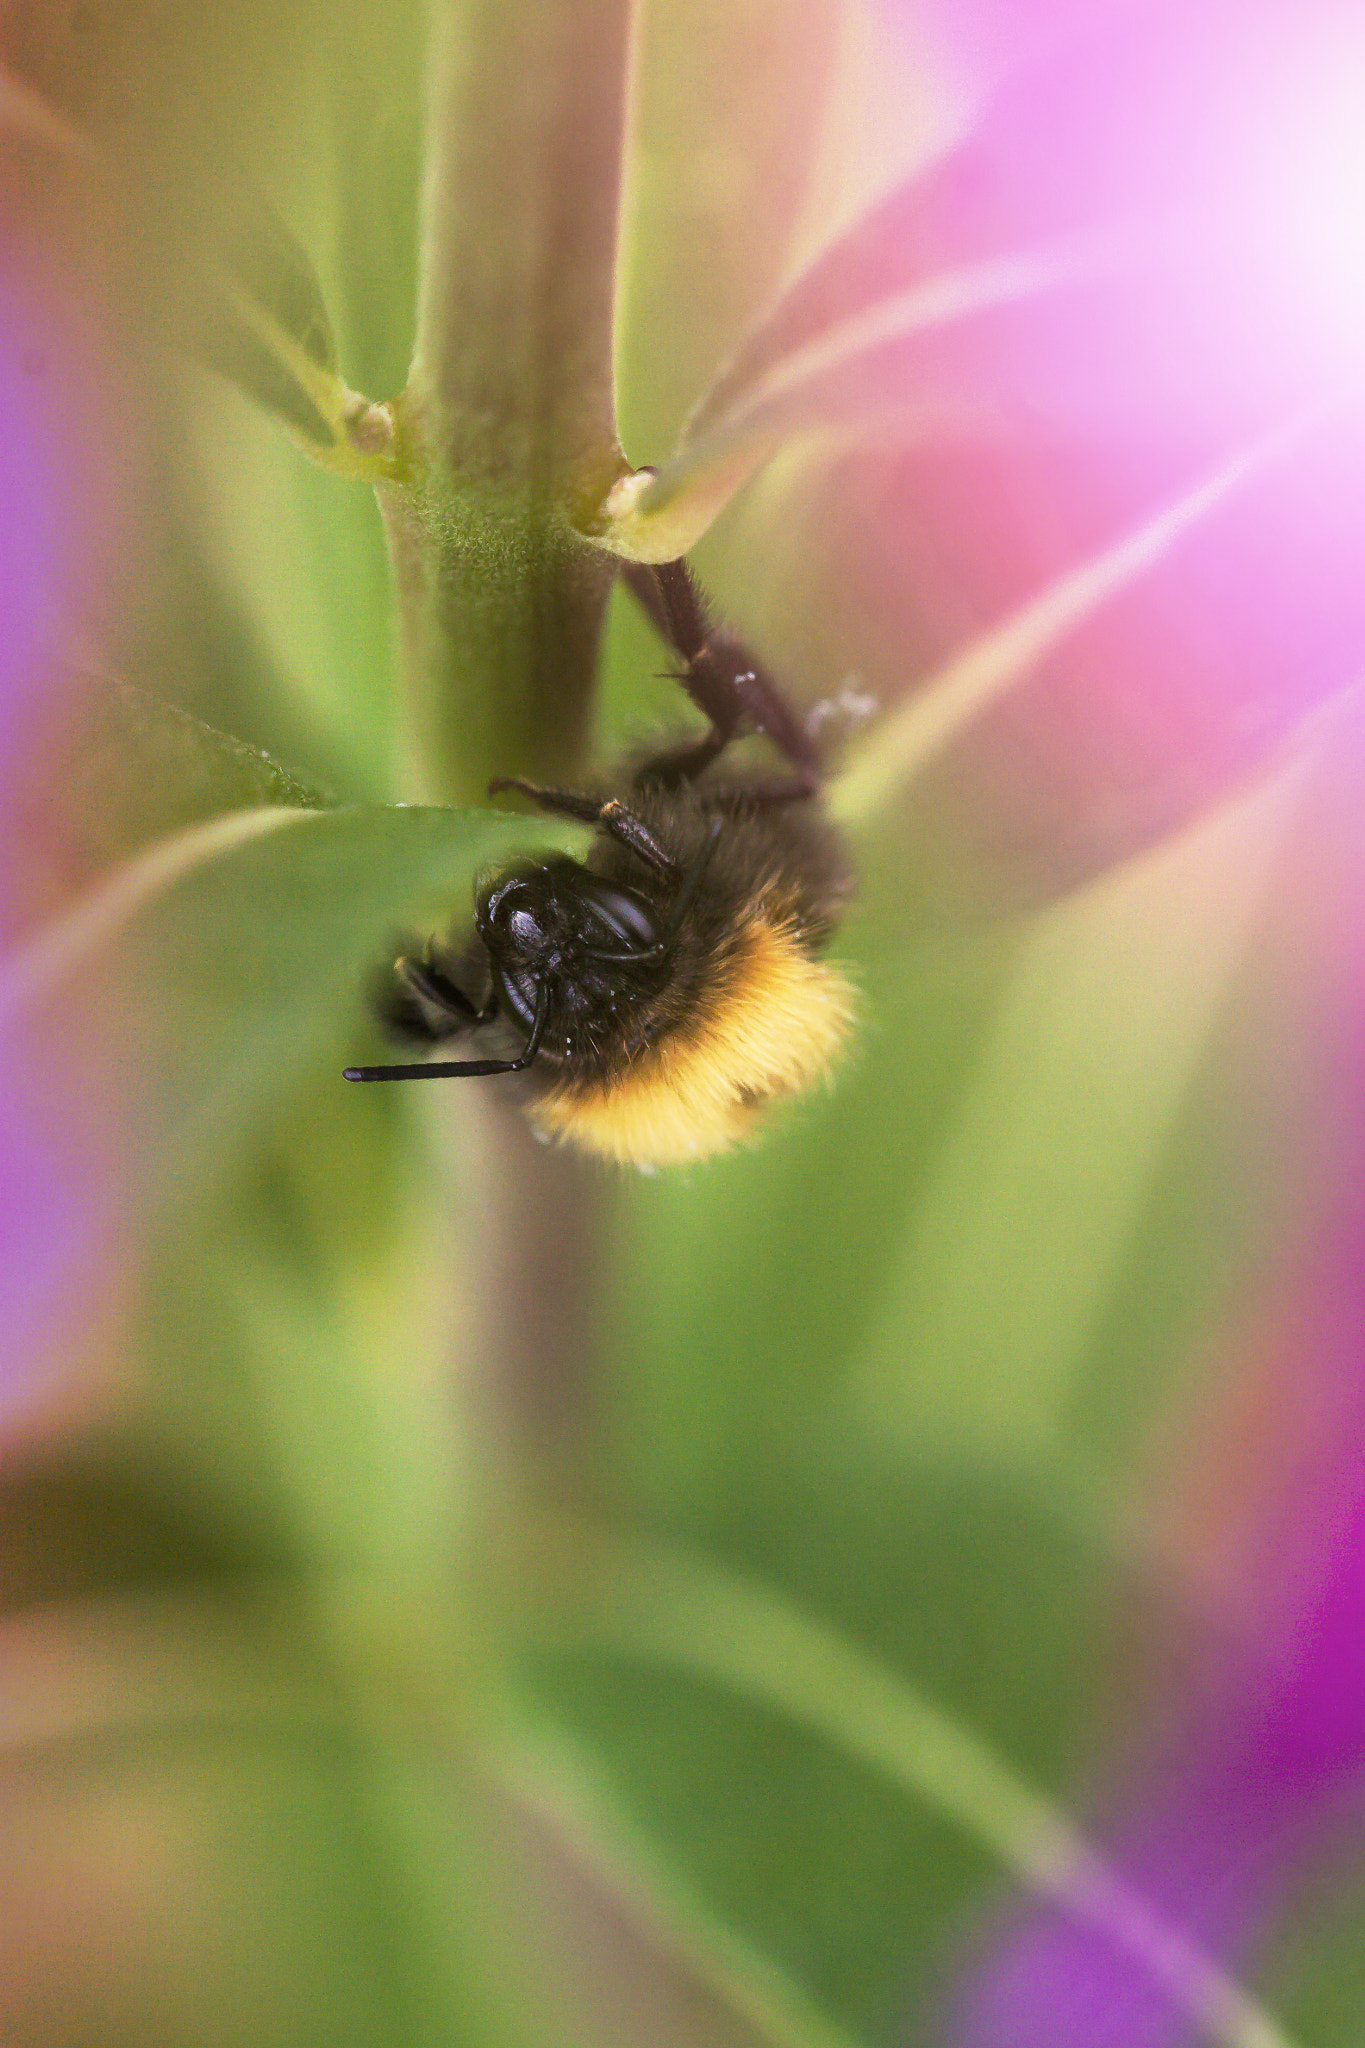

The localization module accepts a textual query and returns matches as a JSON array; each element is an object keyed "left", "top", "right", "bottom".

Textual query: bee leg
[
  {"left": 487, "top": 778, "right": 606, "bottom": 826},
  {"left": 489, "top": 778, "right": 678, "bottom": 877},
  {"left": 620, "top": 556, "right": 710, "bottom": 661},
  {"left": 375, "top": 949, "right": 498, "bottom": 1045},
  {"left": 632, "top": 725, "right": 731, "bottom": 791},
  {"left": 399, "top": 954, "right": 495, "bottom": 1027},
  {"left": 623, "top": 558, "right": 821, "bottom": 782},
  {"left": 723, "top": 774, "right": 820, "bottom": 807},
  {"left": 594, "top": 798, "right": 679, "bottom": 875}
]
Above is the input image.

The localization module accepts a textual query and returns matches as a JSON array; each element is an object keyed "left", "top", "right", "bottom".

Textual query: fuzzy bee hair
[{"left": 345, "top": 559, "right": 857, "bottom": 1167}]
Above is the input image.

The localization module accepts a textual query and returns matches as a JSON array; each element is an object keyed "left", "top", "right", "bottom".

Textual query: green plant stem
[
  {"left": 382, "top": 0, "right": 634, "bottom": 803},
  {"left": 378, "top": 0, "right": 633, "bottom": 1542}
]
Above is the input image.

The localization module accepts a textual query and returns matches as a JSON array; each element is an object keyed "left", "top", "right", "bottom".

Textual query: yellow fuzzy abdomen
[{"left": 529, "top": 919, "right": 856, "bottom": 1167}]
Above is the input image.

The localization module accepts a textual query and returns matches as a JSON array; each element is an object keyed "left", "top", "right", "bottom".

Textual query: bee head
[{"left": 476, "top": 859, "right": 665, "bottom": 974}]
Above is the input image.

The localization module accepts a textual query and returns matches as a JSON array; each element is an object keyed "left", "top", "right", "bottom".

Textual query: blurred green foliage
[{"left": 2, "top": 3, "right": 1351, "bottom": 2047}]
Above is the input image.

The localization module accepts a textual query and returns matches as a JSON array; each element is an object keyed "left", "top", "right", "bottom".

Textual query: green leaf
[
  {"left": 221, "top": 186, "right": 339, "bottom": 380},
  {"left": 528, "top": 1454, "right": 1107, "bottom": 2038},
  {"left": 3, "top": 803, "right": 543, "bottom": 1224},
  {"left": 15, "top": 663, "right": 330, "bottom": 933},
  {"left": 36, "top": 663, "right": 325, "bottom": 882},
  {"left": 1, "top": 12, "right": 398, "bottom": 479},
  {"left": 192, "top": 188, "right": 398, "bottom": 480},
  {"left": 490, "top": 1732, "right": 864, "bottom": 2048},
  {"left": 178, "top": 377, "right": 402, "bottom": 799},
  {"left": 600, "top": 249, "right": 1082, "bottom": 562},
  {"left": 849, "top": 770, "right": 1302, "bottom": 1456},
  {"left": 577, "top": 1540, "right": 1299, "bottom": 2048},
  {"left": 614, "top": 0, "right": 851, "bottom": 465}
]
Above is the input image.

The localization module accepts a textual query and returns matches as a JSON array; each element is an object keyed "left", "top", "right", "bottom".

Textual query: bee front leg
[
  {"left": 488, "top": 778, "right": 677, "bottom": 877},
  {"left": 377, "top": 952, "right": 496, "bottom": 1043}
]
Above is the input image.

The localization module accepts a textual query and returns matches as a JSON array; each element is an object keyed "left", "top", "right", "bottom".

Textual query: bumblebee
[{"left": 344, "top": 559, "right": 856, "bottom": 1167}]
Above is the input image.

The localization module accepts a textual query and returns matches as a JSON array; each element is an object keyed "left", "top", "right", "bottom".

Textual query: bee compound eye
[{"left": 573, "top": 875, "right": 661, "bottom": 951}]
